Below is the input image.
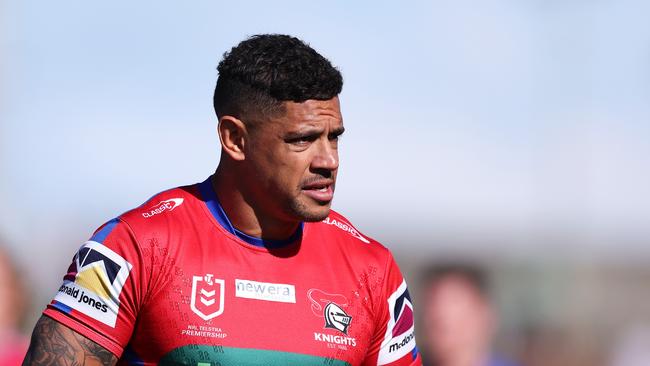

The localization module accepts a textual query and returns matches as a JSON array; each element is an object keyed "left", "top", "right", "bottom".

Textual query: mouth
[{"left": 301, "top": 180, "right": 335, "bottom": 203}]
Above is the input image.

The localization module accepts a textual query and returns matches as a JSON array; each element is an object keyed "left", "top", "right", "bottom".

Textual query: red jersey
[{"left": 44, "top": 177, "right": 421, "bottom": 365}]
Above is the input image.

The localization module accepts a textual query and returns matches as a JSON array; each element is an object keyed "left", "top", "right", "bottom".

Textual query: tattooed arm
[{"left": 22, "top": 316, "right": 118, "bottom": 366}]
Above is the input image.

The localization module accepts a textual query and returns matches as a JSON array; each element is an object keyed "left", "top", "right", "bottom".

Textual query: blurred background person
[
  {"left": 418, "top": 264, "right": 520, "bottom": 366},
  {"left": 608, "top": 325, "right": 650, "bottom": 366},
  {"left": 0, "top": 246, "right": 29, "bottom": 365}
]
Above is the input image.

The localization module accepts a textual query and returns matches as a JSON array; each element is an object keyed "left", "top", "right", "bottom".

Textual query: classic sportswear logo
[
  {"left": 53, "top": 241, "right": 132, "bottom": 327},
  {"left": 142, "top": 198, "right": 184, "bottom": 218},
  {"left": 235, "top": 279, "right": 296, "bottom": 303},
  {"left": 191, "top": 274, "right": 225, "bottom": 321},
  {"left": 322, "top": 217, "right": 370, "bottom": 243}
]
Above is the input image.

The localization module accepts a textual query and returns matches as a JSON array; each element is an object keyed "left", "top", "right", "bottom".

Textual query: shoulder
[
  {"left": 89, "top": 182, "right": 204, "bottom": 250},
  {"left": 312, "top": 209, "right": 392, "bottom": 260},
  {"left": 314, "top": 210, "right": 411, "bottom": 289},
  {"left": 118, "top": 183, "right": 202, "bottom": 229}
]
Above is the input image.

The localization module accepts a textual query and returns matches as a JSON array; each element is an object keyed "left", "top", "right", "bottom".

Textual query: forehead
[
  {"left": 278, "top": 97, "right": 342, "bottom": 128},
  {"left": 426, "top": 277, "right": 487, "bottom": 305}
]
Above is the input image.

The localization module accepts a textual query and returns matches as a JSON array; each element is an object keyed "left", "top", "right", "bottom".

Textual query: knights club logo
[
  {"left": 190, "top": 274, "right": 225, "bottom": 321},
  {"left": 308, "top": 289, "right": 353, "bottom": 334},
  {"left": 324, "top": 302, "right": 352, "bottom": 334}
]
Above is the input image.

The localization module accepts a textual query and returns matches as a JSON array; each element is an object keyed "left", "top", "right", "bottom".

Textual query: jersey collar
[{"left": 198, "top": 176, "right": 303, "bottom": 248}]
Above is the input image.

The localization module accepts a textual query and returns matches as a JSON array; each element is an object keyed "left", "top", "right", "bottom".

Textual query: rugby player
[{"left": 23, "top": 34, "right": 421, "bottom": 366}]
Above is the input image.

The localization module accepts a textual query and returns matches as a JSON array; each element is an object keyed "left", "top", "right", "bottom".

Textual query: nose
[{"left": 311, "top": 138, "right": 339, "bottom": 172}]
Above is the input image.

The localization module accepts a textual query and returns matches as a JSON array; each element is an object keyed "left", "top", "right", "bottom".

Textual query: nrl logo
[{"left": 190, "top": 274, "right": 225, "bottom": 321}]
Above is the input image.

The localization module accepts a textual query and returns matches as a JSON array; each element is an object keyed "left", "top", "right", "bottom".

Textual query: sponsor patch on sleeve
[
  {"left": 377, "top": 280, "right": 417, "bottom": 365},
  {"left": 52, "top": 241, "right": 133, "bottom": 327}
]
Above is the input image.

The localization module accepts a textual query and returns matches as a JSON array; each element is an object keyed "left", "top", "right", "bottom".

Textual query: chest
[{"left": 127, "top": 235, "right": 384, "bottom": 365}]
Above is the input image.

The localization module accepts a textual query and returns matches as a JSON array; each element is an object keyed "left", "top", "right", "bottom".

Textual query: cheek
[
  {"left": 250, "top": 144, "right": 314, "bottom": 189},
  {"left": 275, "top": 155, "right": 312, "bottom": 181},
  {"left": 259, "top": 159, "right": 303, "bottom": 195}
]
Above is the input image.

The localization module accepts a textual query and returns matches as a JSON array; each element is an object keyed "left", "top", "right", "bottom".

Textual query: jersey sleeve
[
  {"left": 43, "top": 218, "right": 148, "bottom": 357},
  {"left": 363, "top": 252, "right": 421, "bottom": 366}
]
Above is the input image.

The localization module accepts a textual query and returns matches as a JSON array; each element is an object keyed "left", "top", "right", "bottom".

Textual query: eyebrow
[
  {"left": 284, "top": 129, "right": 321, "bottom": 140},
  {"left": 330, "top": 126, "right": 345, "bottom": 136},
  {"left": 283, "top": 125, "right": 345, "bottom": 140}
]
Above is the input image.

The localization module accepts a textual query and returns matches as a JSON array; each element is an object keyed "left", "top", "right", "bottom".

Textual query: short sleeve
[
  {"left": 43, "top": 218, "right": 147, "bottom": 357},
  {"left": 363, "top": 252, "right": 421, "bottom": 366}
]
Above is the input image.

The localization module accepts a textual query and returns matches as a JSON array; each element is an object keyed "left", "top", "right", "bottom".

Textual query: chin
[
  {"left": 301, "top": 211, "right": 330, "bottom": 222},
  {"left": 290, "top": 200, "right": 331, "bottom": 222},
  {"left": 300, "top": 206, "right": 332, "bottom": 222}
]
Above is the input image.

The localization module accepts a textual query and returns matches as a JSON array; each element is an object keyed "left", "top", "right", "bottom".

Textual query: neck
[{"left": 212, "top": 165, "right": 301, "bottom": 240}]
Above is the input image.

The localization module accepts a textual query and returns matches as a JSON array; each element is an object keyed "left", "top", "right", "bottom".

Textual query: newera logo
[{"left": 235, "top": 279, "right": 296, "bottom": 303}]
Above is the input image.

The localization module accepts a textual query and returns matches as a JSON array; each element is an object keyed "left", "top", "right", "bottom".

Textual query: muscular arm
[{"left": 22, "top": 316, "right": 118, "bottom": 366}]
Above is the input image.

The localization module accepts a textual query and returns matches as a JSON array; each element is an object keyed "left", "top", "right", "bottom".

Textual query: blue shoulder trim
[{"left": 90, "top": 218, "right": 119, "bottom": 244}]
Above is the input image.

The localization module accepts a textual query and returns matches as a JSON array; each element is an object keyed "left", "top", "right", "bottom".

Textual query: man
[
  {"left": 419, "top": 264, "right": 519, "bottom": 366},
  {"left": 23, "top": 34, "right": 421, "bottom": 365}
]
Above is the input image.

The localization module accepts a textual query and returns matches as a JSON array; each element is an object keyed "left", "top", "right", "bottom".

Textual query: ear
[{"left": 217, "top": 115, "right": 247, "bottom": 161}]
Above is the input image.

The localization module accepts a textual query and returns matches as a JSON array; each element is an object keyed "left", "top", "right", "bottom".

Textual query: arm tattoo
[{"left": 22, "top": 316, "right": 118, "bottom": 366}]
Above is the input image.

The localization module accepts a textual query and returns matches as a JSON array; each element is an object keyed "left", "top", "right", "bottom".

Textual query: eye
[
  {"left": 328, "top": 132, "right": 342, "bottom": 141},
  {"left": 328, "top": 129, "right": 345, "bottom": 143},
  {"left": 286, "top": 134, "right": 319, "bottom": 146}
]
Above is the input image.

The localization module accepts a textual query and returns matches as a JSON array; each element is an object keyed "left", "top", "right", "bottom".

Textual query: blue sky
[{"left": 2, "top": 0, "right": 650, "bottom": 289}]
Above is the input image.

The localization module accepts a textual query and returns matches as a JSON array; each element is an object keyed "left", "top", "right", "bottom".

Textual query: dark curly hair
[
  {"left": 421, "top": 263, "right": 491, "bottom": 299},
  {"left": 213, "top": 34, "right": 343, "bottom": 123}
]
